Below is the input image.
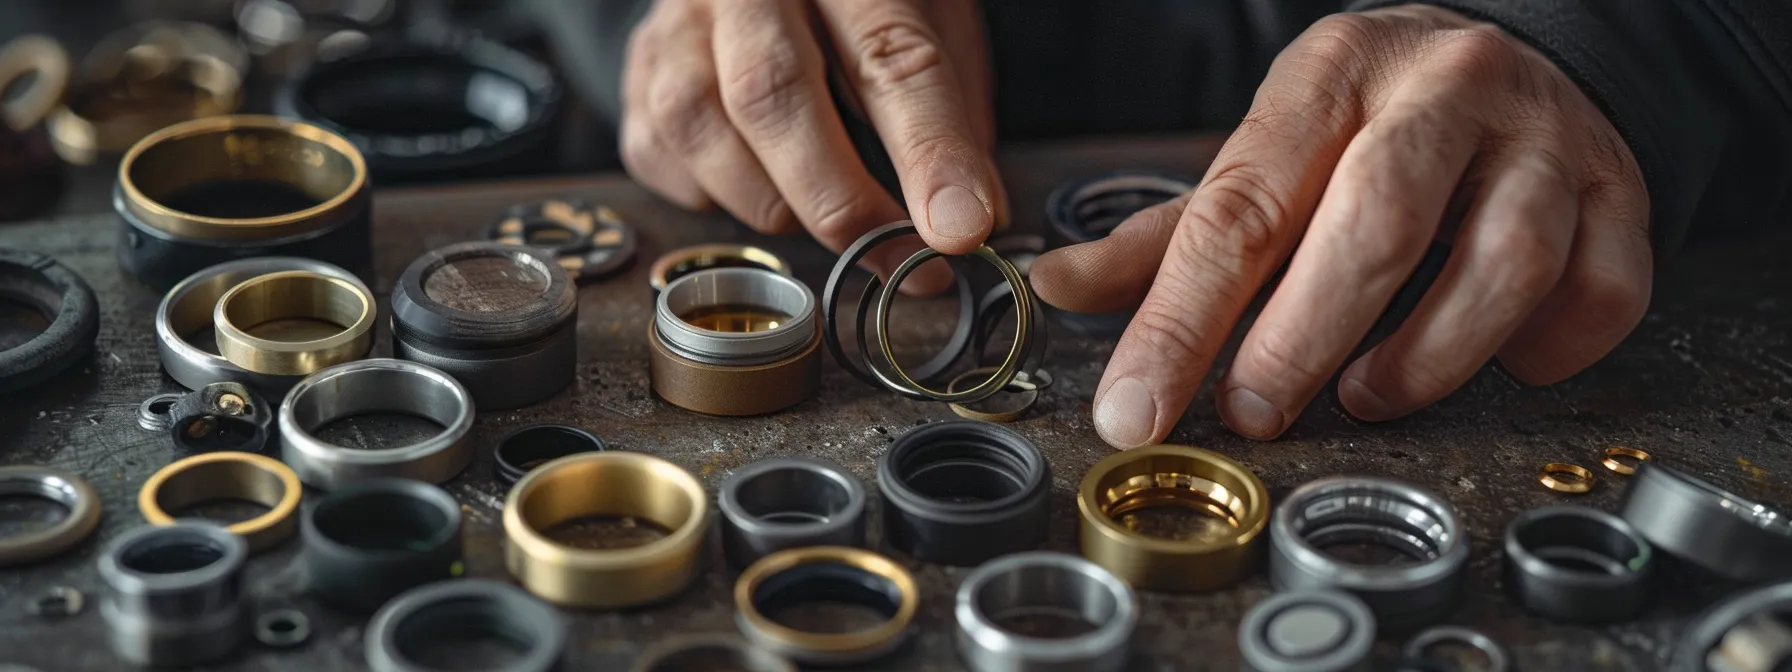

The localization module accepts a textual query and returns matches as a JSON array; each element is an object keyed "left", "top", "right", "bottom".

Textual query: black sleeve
[{"left": 1352, "top": 0, "right": 1792, "bottom": 254}]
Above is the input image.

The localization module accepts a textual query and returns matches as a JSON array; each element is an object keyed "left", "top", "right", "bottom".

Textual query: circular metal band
[
  {"left": 1538, "top": 463, "right": 1594, "bottom": 494},
  {"left": 954, "top": 551, "right": 1136, "bottom": 672},
  {"left": 822, "top": 221, "right": 976, "bottom": 388},
  {"left": 1046, "top": 171, "right": 1195, "bottom": 244},
  {"left": 1601, "top": 446, "right": 1651, "bottom": 475},
  {"left": 0, "top": 35, "right": 70, "bottom": 131},
  {"left": 278, "top": 358, "right": 475, "bottom": 489},
  {"left": 1672, "top": 581, "right": 1792, "bottom": 672},
  {"left": 734, "top": 546, "right": 918, "bottom": 665},
  {"left": 494, "top": 424, "right": 607, "bottom": 488},
  {"left": 877, "top": 421, "right": 1050, "bottom": 566},
  {"left": 156, "top": 257, "right": 371, "bottom": 394},
  {"left": 655, "top": 268, "right": 818, "bottom": 366},
  {"left": 1402, "top": 626, "right": 1510, "bottom": 672},
  {"left": 488, "top": 197, "right": 598, "bottom": 257},
  {"left": 136, "top": 393, "right": 182, "bottom": 431},
  {"left": 302, "top": 478, "right": 465, "bottom": 614},
  {"left": 873, "top": 245, "right": 1030, "bottom": 403},
  {"left": 1269, "top": 477, "right": 1469, "bottom": 629},
  {"left": 631, "top": 634, "right": 796, "bottom": 672},
  {"left": 1503, "top": 504, "right": 1654, "bottom": 623},
  {"left": 0, "top": 466, "right": 101, "bottom": 567},
  {"left": 1238, "top": 590, "right": 1376, "bottom": 672},
  {"left": 503, "top": 451, "right": 709, "bottom": 608},
  {"left": 365, "top": 579, "right": 565, "bottom": 672},
  {"left": 139, "top": 451, "right": 302, "bottom": 554},
  {"left": 649, "top": 243, "right": 792, "bottom": 292},
  {"left": 1620, "top": 462, "right": 1792, "bottom": 582},
  {"left": 1077, "top": 444, "right": 1269, "bottom": 592},
  {"left": 948, "top": 365, "right": 1040, "bottom": 423},
  {"left": 0, "top": 248, "right": 99, "bottom": 394},
  {"left": 719, "top": 456, "right": 867, "bottom": 568},
  {"left": 214, "top": 269, "right": 375, "bottom": 376},
  {"left": 97, "top": 521, "right": 249, "bottom": 668},
  {"left": 648, "top": 318, "right": 823, "bottom": 416}
]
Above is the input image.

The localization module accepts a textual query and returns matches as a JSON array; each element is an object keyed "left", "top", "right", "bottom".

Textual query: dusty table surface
[{"left": 0, "top": 135, "right": 1789, "bottom": 671}]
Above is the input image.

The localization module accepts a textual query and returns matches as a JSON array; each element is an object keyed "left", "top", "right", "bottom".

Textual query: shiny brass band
[
  {"left": 213, "top": 270, "right": 374, "bottom": 376},
  {"left": 733, "top": 546, "right": 918, "bottom": 664},
  {"left": 1076, "top": 444, "right": 1270, "bottom": 592},
  {"left": 138, "top": 451, "right": 301, "bottom": 553},
  {"left": 648, "top": 244, "right": 792, "bottom": 292}
]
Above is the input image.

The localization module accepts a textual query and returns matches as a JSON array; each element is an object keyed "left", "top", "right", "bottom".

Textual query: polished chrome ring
[
  {"left": 278, "top": 358, "right": 474, "bottom": 489},
  {"left": 655, "top": 268, "right": 818, "bottom": 366},
  {"left": 954, "top": 551, "right": 1136, "bottom": 672}
]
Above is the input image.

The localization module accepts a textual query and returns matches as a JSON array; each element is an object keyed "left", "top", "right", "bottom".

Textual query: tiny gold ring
[
  {"left": 1539, "top": 463, "right": 1595, "bottom": 494},
  {"left": 139, "top": 451, "right": 302, "bottom": 553},
  {"left": 213, "top": 269, "right": 375, "bottom": 375},
  {"left": 1600, "top": 446, "right": 1652, "bottom": 476},
  {"left": 947, "top": 366, "right": 1037, "bottom": 423}
]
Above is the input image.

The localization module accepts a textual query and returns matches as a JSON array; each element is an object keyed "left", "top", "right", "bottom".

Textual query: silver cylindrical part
[
  {"left": 953, "top": 551, "right": 1136, "bottom": 672},
  {"left": 718, "top": 456, "right": 867, "bottom": 568},
  {"left": 654, "top": 268, "right": 817, "bottom": 365},
  {"left": 97, "top": 521, "right": 249, "bottom": 667},
  {"left": 278, "top": 358, "right": 474, "bottom": 489}
]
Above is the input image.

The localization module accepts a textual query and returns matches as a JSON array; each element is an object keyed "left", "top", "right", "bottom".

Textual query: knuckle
[
  {"left": 646, "top": 75, "right": 723, "bottom": 151},
  {"left": 1480, "top": 227, "right": 1565, "bottom": 298},
  {"left": 1374, "top": 352, "right": 1464, "bottom": 402},
  {"left": 850, "top": 19, "right": 946, "bottom": 91},
  {"left": 1240, "top": 323, "right": 1335, "bottom": 385},
  {"left": 1127, "top": 302, "right": 1221, "bottom": 372},
  {"left": 1180, "top": 168, "right": 1288, "bottom": 274},
  {"left": 1430, "top": 25, "right": 1522, "bottom": 82},
  {"left": 1575, "top": 265, "right": 1650, "bottom": 331},
  {"left": 804, "top": 191, "right": 881, "bottom": 243},
  {"left": 745, "top": 198, "right": 795, "bottom": 234},
  {"left": 721, "top": 47, "right": 809, "bottom": 133}
]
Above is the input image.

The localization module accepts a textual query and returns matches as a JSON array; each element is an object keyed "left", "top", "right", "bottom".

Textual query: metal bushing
[
  {"left": 503, "top": 451, "right": 708, "bottom": 608},
  {"left": 139, "top": 451, "right": 302, "bottom": 554},
  {"left": 954, "top": 551, "right": 1136, "bottom": 672},
  {"left": 0, "top": 466, "right": 101, "bottom": 567},
  {"left": 1620, "top": 462, "right": 1792, "bottom": 582},
  {"left": 1503, "top": 505, "right": 1655, "bottom": 623},
  {"left": 163, "top": 381, "right": 273, "bottom": 453},
  {"left": 493, "top": 424, "right": 607, "bottom": 487},
  {"left": 97, "top": 521, "right": 249, "bottom": 668},
  {"left": 1269, "top": 476, "right": 1469, "bottom": 630},
  {"left": 1238, "top": 590, "right": 1376, "bottom": 672},
  {"left": 279, "top": 358, "right": 475, "bottom": 489},
  {"left": 0, "top": 248, "right": 98, "bottom": 393},
  {"left": 630, "top": 634, "right": 795, "bottom": 672},
  {"left": 648, "top": 268, "right": 823, "bottom": 416},
  {"left": 734, "top": 546, "right": 918, "bottom": 665},
  {"left": 114, "top": 115, "right": 371, "bottom": 290},
  {"left": 155, "top": 257, "right": 371, "bottom": 395},
  {"left": 719, "top": 456, "right": 867, "bottom": 568},
  {"left": 877, "top": 421, "right": 1050, "bottom": 566},
  {"left": 821, "top": 222, "right": 976, "bottom": 389},
  {"left": 1675, "top": 582, "right": 1792, "bottom": 672},
  {"left": 365, "top": 580, "right": 565, "bottom": 672},
  {"left": 1076, "top": 444, "right": 1269, "bottom": 592},
  {"left": 214, "top": 269, "right": 374, "bottom": 376},
  {"left": 302, "top": 478, "right": 464, "bottom": 613}
]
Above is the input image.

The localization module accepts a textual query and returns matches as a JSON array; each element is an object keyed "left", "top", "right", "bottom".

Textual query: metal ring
[
  {"left": 1402, "top": 626, "right": 1510, "bottom": 672},
  {"left": 301, "top": 479, "right": 465, "bottom": 613},
  {"left": 954, "top": 551, "right": 1136, "bottom": 672},
  {"left": 1672, "top": 581, "right": 1792, "bottom": 671},
  {"left": 1601, "top": 446, "right": 1651, "bottom": 475},
  {"left": 1077, "top": 444, "right": 1270, "bottom": 592},
  {"left": 503, "top": 451, "right": 708, "bottom": 608},
  {"left": 493, "top": 424, "right": 607, "bottom": 488},
  {"left": 877, "top": 421, "right": 1050, "bottom": 566},
  {"left": 49, "top": 28, "right": 244, "bottom": 166},
  {"left": 873, "top": 245, "right": 1030, "bottom": 403},
  {"left": 734, "top": 546, "right": 918, "bottom": 665},
  {"left": 947, "top": 366, "right": 1039, "bottom": 423},
  {"left": 255, "top": 609, "right": 311, "bottom": 648},
  {"left": 655, "top": 268, "right": 818, "bottom": 366},
  {"left": 278, "top": 358, "right": 475, "bottom": 489},
  {"left": 1503, "top": 505, "right": 1654, "bottom": 623},
  {"left": 1238, "top": 590, "right": 1376, "bottom": 672},
  {"left": 0, "top": 35, "right": 70, "bottom": 131},
  {"left": 719, "top": 456, "right": 867, "bottom": 568},
  {"left": 1269, "top": 476, "right": 1469, "bottom": 629},
  {"left": 97, "top": 521, "right": 249, "bottom": 667},
  {"left": 0, "top": 248, "right": 99, "bottom": 393},
  {"left": 365, "top": 579, "right": 565, "bottom": 672},
  {"left": 488, "top": 197, "right": 598, "bottom": 256},
  {"left": 214, "top": 269, "right": 375, "bottom": 376},
  {"left": 1046, "top": 171, "right": 1195, "bottom": 244},
  {"left": 139, "top": 451, "right": 302, "bottom": 554},
  {"left": 136, "top": 393, "right": 183, "bottom": 431},
  {"left": 156, "top": 257, "right": 371, "bottom": 394},
  {"left": 0, "top": 466, "right": 100, "bottom": 567},
  {"left": 1538, "top": 463, "right": 1594, "bottom": 493},
  {"left": 822, "top": 221, "right": 976, "bottom": 388},
  {"left": 650, "top": 243, "right": 793, "bottom": 292},
  {"left": 25, "top": 586, "right": 84, "bottom": 618},
  {"left": 630, "top": 634, "right": 796, "bottom": 672},
  {"left": 1620, "top": 462, "right": 1792, "bottom": 582}
]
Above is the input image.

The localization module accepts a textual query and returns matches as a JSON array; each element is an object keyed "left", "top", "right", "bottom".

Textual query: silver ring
[
  {"left": 155, "top": 257, "right": 371, "bottom": 395},
  {"left": 1403, "top": 626, "right": 1509, "bottom": 672},
  {"left": 1269, "top": 476, "right": 1469, "bottom": 629},
  {"left": 631, "top": 633, "right": 796, "bottom": 672},
  {"left": 1237, "top": 590, "right": 1375, "bottom": 672},
  {"left": 954, "top": 551, "right": 1136, "bottom": 672},
  {"left": 655, "top": 268, "right": 817, "bottom": 366},
  {"left": 1621, "top": 462, "right": 1792, "bottom": 582},
  {"left": 278, "top": 358, "right": 474, "bottom": 489},
  {"left": 1672, "top": 581, "right": 1792, "bottom": 671},
  {"left": 0, "top": 466, "right": 102, "bottom": 567}
]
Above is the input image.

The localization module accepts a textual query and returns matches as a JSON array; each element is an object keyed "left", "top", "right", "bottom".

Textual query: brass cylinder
[
  {"left": 213, "top": 269, "right": 374, "bottom": 375},
  {"left": 1076, "top": 444, "right": 1269, "bottom": 592},
  {"left": 503, "top": 451, "right": 708, "bottom": 609},
  {"left": 648, "top": 319, "right": 821, "bottom": 416},
  {"left": 138, "top": 451, "right": 302, "bottom": 554}
]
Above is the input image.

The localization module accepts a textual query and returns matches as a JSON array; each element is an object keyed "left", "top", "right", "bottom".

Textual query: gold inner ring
[
  {"left": 872, "top": 246, "right": 1029, "bottom": 403},
  {"left": 138, "top": 452, "right": 301, "bottom": 553},
  {"left": 214, "top": 270, "right": 373, "bottom": 375},
  {"left": 1601, "top": 446, "right": 1651, "bottom": 475},
  {"left": 649, "top": 244, "right": 791, "bottom": 291},
  {"left": 734, "top": 547, "right": 917, "bottom": 655},
  {"left": 1102, "top": 473, "right": 1246, "bottom": 540},
  {"left": 1539, "top": 463, "right": 1595, "bottom": 493}
]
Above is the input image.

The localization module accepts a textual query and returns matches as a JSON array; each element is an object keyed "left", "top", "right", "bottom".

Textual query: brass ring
[
  {"left": 503, "top": 451, "right": 709, "bottom": 608},
  {"left": 48, "top": 41, "right": 242, "bottom": 165},
  {"left": 0, "top": 35, "right": 69, "bottom": 130},
  {"left": 1601, "top": 446, "right": 1652, "bottom": 475},
  {"left": 872, "top": 246, "right": 1030, "bottom": 403},
  {"left": 1076, "top": 444, "right": 1271, "bottom": 592},
  {"left": 1538, "top": 463, "right": 1595, "bottom": 494},
  {"left": 648, "top": 244, "right": 792, "bottom": 292},
  {"left": 138, "top": 451, "right": 302, "bottom": 553},
  {"left": 213, "top": 270, "right": 375, "bottom": 375},
  {"left": 946, "top": 366, "right": 1037, "bottom": 423},
  {"left": 733, "top": 546, "right": 918, "bottom": 665}
]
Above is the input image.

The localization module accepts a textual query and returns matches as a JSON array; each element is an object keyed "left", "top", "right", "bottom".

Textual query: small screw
[{"left": 217, "top": 393, "right": 247, "bottom": 416}]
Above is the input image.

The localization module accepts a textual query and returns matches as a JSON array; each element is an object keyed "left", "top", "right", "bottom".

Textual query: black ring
[
  {"left": 822, "top": 221, "right": 976, "bottom": 390},
  {"left": 486, "top": 197, "right": 597, "bottom": 257},
  {"left": 494, "top": 424, "right": 606, "bottom": 488},
  {"left": 366, "top": 579, "right": 565, "bottom": 672},
  {"left": 301, "top": 478, "right": 465, "bottom": 614},
  {"left": 1046, "top": 170, "right": 1194, "bottom": 244},
  {"left": 96, "top": 521, "right": 249, "bottom": 668},
  {"left": 0, "top": 248, "right": 97, "bottom": 393},
  {"left": 719, "top": 457, "right": 867, "bottom": 568},
  {"left": 1503, "top": 504, "right": 1655, "bottom": 623},
  {"left": 874, "top": 420, "right": 1050, "bottom": 565}
]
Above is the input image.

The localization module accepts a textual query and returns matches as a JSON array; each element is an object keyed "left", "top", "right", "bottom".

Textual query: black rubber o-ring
[
  {"left": 0, "top": 248, "right": 97, "bottom": 394},
  {"left": 822, "top": 221, "right": 975, "bottom": 389},
  {"left": 875, "top": 420, "right": 1050, "bottom": 566},
  {"left": 494, "top": 424, "right": 607, "bottom": 487}
]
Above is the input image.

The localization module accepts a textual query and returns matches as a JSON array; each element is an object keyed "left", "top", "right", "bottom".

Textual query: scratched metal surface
[{"left": 0, "top": 135, "right": 1789, "bottom": 671}]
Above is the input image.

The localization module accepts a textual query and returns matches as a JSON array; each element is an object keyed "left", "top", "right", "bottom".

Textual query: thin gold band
[
  {"left": 733, "top": 546, "right": 917, "bottom": 663},
  {"left": 138, "top": 451, "right": 301, "bottom": 554},
  {"left": 1539, "top": 463, "right": 1595, "bottom": 493},
  {"left": 1601, "top": 446, "right": 1652, "bottom": 475},
  {"left": 213, "top": 270, "right": 374, "bottom": 376}
]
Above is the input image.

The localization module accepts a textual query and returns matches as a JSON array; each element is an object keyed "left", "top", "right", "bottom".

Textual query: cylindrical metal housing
[
  {"left": 138, "top": 451, "right": 302, "bottom": 554},
  {"left": 954, "top": 551, "right": 1136, "bottom": 672},
  {"left": 648, "top": 268, "right": 822, "bottom": 415},
  {"left": 1620, "top": 462, "right": 1792, "bottom": 582},
  {"left": 1076, "top": 444, "right": 1269, "bottom": 592},
  {"left": 97, "top": 521, "right": 249, "bottom": 668},
  {"left": 1503, "top": 505, "right": 1654, "bottom": 622},
  {"left": 302, "top": 479, "right": 465, "bottom": 613},
  {"left": 877, "top": 421, "right": 1050, "bottom": 566},
  {"left": 719, "top": 456, "right": 867, "bottom": 568},
  {"left": 364, "top": 580, "right": 565, "bottom": 672},
  {"left": 1238, "top": 590, "right": 1376, "bottom": 672},
  {"left": 278, "top": 358, "right": 475, "bottom": 489}
]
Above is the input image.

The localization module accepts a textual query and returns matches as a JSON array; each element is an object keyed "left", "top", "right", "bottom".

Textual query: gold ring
[
  {"left": 733, "top": 546, "right": 917, "bottom": 664},
  {"left": 138, "top": 451, "right": 301, "bottom": 553},
  {"left": 0, "top": 35, "right": 69, "bottom": 131},
  {"left": 503, "top": 451, "right": 709, "bottom": 608},
  {"left": 873, "top": 246, "right": 1030, "bottom": 403},
  {"left": 1539, "top": 463, "right": 1595, "bottom": 493},
  {"left": 946, "top": 366, "right": 1037, "bottom": 422},
  {"left": 1601, "top": 446, "right": 1652, "bottom": 475},
  {"left": 212, "top": 270, "right": 374, "bottom": 375},
  {"left": 1077, "top": 444, "right": 1270, "bottom": 592},
  {"left": 649, "top": 244, "right": 792, "bottom": 291},
  {"left": 48, "top": 46, "right": 241, "bottom": 165}
]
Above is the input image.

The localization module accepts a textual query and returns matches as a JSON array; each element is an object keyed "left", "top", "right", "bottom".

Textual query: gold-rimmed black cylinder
[
  {"left": 1076, "top": 444, "right": 1270, "bottom": 592},
  {"left": 733, "top": 546, "right": 918, "bottom": 665},
  {"left": 114, "top": 114, "right": 371, "bottom": 289}
]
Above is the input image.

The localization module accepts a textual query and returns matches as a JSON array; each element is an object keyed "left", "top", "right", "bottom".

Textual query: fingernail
[
  {"left": 925, "top": 185, "right": 989, "bottom": 241},
  {"left": 1094, "top": 377, "right": 1156, "bottom": 449},
  {"left": 1340, "top": 376, "right": 1396, "bottom": 421},
  {"left": 1219, "top": 387, "right": 1287, "bottom": 440}
]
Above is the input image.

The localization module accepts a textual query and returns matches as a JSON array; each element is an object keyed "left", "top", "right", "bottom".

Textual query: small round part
[
  {"left": 1402, "top": 626, "right": 1510, "bottom": 672},
  {"left": 649, "top": 243, "right": 792, "bottom": 292},
  {"left": 0, "top": 35, "right": 70, "bottom": 131},
  {"left": 1046, "top": 170, "right": 1195, "bottom": 244},
  {"left": 138, "top": 451, "right": 302, "bottom": 553},
  {"left": 733, "top": 546, "right": 918, "bottom": 665},
  {"left": 1077, "top": 444, "right": 1270, "bottom": 592},
  {"left": 954, "top": 551, "right": 1137, "bottom": 672},
  {"left": 877, "top": 421, "right": 1050, "bottom": 566},
  {"left": 1601, "top": 446, "right": 1652, "bottom": 475},
  {"left": 279, "top": 358, "right": 475, "bottom": 489},
  {"left": 213, "top": 269, "right": 375, "bottom": 376},
  {"left": 302, "top": 478, "right": 465, "bottom": 613},
  {"left": 1538, "top": 463, "right": 1595, "bottom": 494},
  {"left": 1707, "top": 612, "right": 1792, "bottom": 672},
  {"left": 630, "top": 633, "right": 797, "bottom": 672},
  {"left": 822, "top": 221, "right": 977, "bottom": 388},
  {"left": 493, "top": 424, "right": 607, "bottom": 487},
  {"left": 364, "top": 579, "right": 565, "bottom": 672},
  {"left": 488, "top": 197, "right": 598, "bottom": 256},
  {"left": 0, "top": 248, "right": 99, "bottom": 393},
  {"left": 1503, "top": 504, "right": 1655, "bottom": 623},
  {"left": 1238, "top": 590, "right": 1375, "bottom": 672},
  {"left": 0, "top": 466, "right": 101, "bottom": 567},
  {"left": 25, "top": 586, "right": 84, "bottom": 618},
  {"left": 48, "top": 21, "right": 244, "bottom": 165},
  {"left": 97, "top": 521, "right": 249, "bottom": 667},
  {"left": 1673, "top": 582, "right": 1792, "bottom": 672},
  {"left": 649, "top": 268, "right": 823, "bottom": 416},
  {"left": 135, "top": 394, "right": 179, "bottom": 431},
  {"left": 255, "top": 609, "right": 311, "bottom": 648},
  {"left": 947, "top": 365, "right": 1040, "bottom": 423},
  {"left": 1620, "top": 462, "right": 1792, "bottom": 582},
  {"left": 164, "top": 381, "right": 274, "bottom": 453},
  {"left": 719, "top": 456, "right": 867, "bottom": 568},
  {"left": 871, "top": 244, "right": 1033, "bottom": 403}
]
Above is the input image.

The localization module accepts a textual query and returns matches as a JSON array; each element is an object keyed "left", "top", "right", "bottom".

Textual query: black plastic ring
[
  {"left": 366, "top": 579, "right": 564, "bottom": 672},
  {"left": 875, "top": 420, "right": 1050, "bottom": 565},
  {"left": 1503, "top": 505, "right": 1655, "bottom": 623},
  {"left": 719, "top": 456, "right": 867, "bottom": 568},
  {"left": 822, "top": 221, "right": 975, "bottom": 390},
  {"left": 494, "top": 424, "right": 606, "bottom": 488},
  {"left": 301, "top": 478, "right": 465, "bottom": 614},
  {"left": 0, "top": 248, "right": 97, "bottom": 393},
  {"left": 1046, "top": 170, "right": 1194, "bottom": 244}
]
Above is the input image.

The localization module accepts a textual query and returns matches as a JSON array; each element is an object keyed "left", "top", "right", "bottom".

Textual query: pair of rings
[
  {"left": 1538, "top": 447, "right": 1654, "bottom": 493},
  {"left": 157, "top": 257, "right": 371, "bottom": 395}
]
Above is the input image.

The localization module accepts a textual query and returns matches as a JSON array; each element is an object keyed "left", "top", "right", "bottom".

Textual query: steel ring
[
  {"left": 255, "top": 609, "right": 311, "bottom": 648},
  {"left": 1620, "top": 462, "right": 1792, "bottom": 582},
  {"left": 97, "top": 521, "right": 249, "bottom": 667},
  {"left": 1402, "top": 626, "right": 1509, "bottom": 672},
  {"left": 136, "top": 393, "right": 183, "bottom": 431},
  {"left": 1238, "top": 590, "right": 1376, "bottom": 672},
  {"left": 1503, "top": 505, "right": 1655, "bottom": 623},
  {"left": 631, "top": 634, "right": 796, "bottom": 672},
  {"left": 1672, "top": 581, "right": 1792, "bottom": 671},
  {"left": 139, "top": 451, "right": 302, "bottom": 553},
  {"left": 155, "top": 257, "right": 371, "bottom": 394},
  {"left": 278, "top": 358, "right": 475, "bottom": 489},
  {"left": 823, "top": 221, "right": 976, "bottom": 389},
  {"left": 365, "top": 579, "right": 565, "bottom": 672},
  {"left": 0, "top": 466, "right": 101, "bottom": 567},
  {"left": 954, "top": 551, "right": 1136, "bottom": 672},
  {"left": 872, "top": 245, "right": 1030, "bottom": 403}
]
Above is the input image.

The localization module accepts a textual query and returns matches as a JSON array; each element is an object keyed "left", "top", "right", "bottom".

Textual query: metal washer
[{"left": 1239, "top": 590, "right": 1375, "bottom": 672}]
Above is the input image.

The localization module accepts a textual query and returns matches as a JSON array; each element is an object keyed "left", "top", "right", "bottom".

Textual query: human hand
[
  {"left": 620, "top": 0, "right": 1005, "bottom": 292},
  {"left": 1030, "top": 6, "right": 1653, "bottom": 447}
]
